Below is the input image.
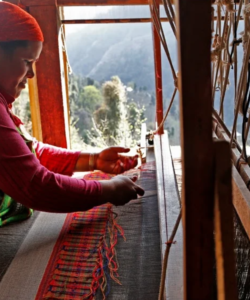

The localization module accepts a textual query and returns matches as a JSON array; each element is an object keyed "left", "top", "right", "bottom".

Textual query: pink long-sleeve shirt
[{"left": 0, "top": 90, "right": 102, "bottom": 213}]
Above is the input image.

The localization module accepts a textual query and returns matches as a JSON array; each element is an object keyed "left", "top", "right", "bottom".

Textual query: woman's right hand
[{"left": 100, "top": 175, "right": 144, "bottom": 206}]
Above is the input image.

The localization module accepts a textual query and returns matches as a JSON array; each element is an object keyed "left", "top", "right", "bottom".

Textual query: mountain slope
[{"left": 66, "top": 19, "right": 177, "bottom": 92}]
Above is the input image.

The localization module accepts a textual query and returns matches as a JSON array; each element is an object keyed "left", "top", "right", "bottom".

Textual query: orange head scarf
[{"left": 0, "top": 1, "right": 44, "bottom": 42}]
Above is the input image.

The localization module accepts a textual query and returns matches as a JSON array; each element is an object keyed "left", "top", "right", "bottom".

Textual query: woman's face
[{"left": 0, "top": 41, "right": 43, "bottom": 98}]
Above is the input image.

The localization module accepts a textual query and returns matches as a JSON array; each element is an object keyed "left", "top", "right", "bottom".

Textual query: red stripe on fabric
[
  {"left": 35, "top": 213, "right": 74, "bottom": 300},
  {"left": 36, "top": 207, "right": 109, "bottom": 300},
  {"left": 35, "top": 205, "right": 124, "bottom": 300},
  {"left": 35, "top": 171, "right": 128, "bottom": 300}
]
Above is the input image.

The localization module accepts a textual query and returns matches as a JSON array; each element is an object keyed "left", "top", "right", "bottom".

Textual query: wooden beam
[
  {"left": 214, "top": 141, "right": 237, "bottom": 300},
  {"left": 45, "top": 0, "right": 241, "bottom": 6},
  {"left": 213, "top": 120, "right": 250, "bottom": 240},
  {"left": 62, "top": 17, "right": 169, "bottom": 24},
  {"left": 213, "top": 120, "right": 250, "bottom": 194},
  {"left": 20, "top": 0, "right": 162, "bottom": 6},
  {"left": 154, "top": 133, "right": 183, "bottom": 300},
  {"left": 176, "top": 0, "right": 214, "bottom": 299},
  {"left": 28, "top": 65, "right": 43, "bottom": 141},
  {"left": 29, "top": 5, "right": 70, "bottom": 147},
  {"left": 62, "top": 16, "right": 237, "bottom": 25},
  {"left": 57, "top": 0, "right": 160, "bottom": 6},
  {"left": 152, "top": 4, "right": 164, "bottom": 134},
  {"left": 228, "top": 172, "right": 250, "bottom": 300},
  {"left": 232, "top": 166, "right": 250, "bottom": 240},
  {"left": 7, "top": 0, "right": 241, "bottom": 6},
  {"left": 7, "top": 0, "right": 55, "bottom": 6}
]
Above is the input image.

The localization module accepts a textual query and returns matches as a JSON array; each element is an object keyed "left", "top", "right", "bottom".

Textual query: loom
[{"left": 2, "top": 0, "right": 250, "bottom": 299}]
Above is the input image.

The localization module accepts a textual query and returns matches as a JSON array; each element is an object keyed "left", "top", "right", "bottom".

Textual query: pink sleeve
[
  {"left": 0, "top": 98, "right": 102, "bottom": 213},
  {"left": 33, "top": 140, "right": 81, "bottom": 176}
]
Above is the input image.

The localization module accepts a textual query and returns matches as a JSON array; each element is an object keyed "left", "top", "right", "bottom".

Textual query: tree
[
  {"left": 127, "top": 101, "right": 146, "bottom": 144},
  {"left": 79, "top": 85, "right": 102, "bottom": 113},
  {"left": 94, "top": 76, "right": 131, "bottom": 146},
  {"left": 68, "top": 74, "right": 103, "bottom": 144}
]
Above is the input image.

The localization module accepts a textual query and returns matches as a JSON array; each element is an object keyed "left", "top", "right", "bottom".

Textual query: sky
[
  {"left": 64, "top": 6, "right": 112, "bottom": 34},
  {"left": 64, "top": 6, "right": 111, "bottom": 20}
]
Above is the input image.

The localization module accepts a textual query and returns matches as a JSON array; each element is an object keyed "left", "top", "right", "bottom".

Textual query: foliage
[
  {"left": 127, "top": 101, "right": 146, "bottom": 143},
  {"left": 93, "top": 76, "right": 131, "bottom": 147},
  {"left": 69, "top": 74, "right": 102, "bottom": 144},
  {"left": 69, "top": 121, "right": 88, "bottom": 151},
  {"left": 14, "top": 74, "right": 180, "bottom": 149},
  {"left": 68, "top": 75, "right": 147, "bottom": 148},
  {"left": 79, "top": 85, "right": 102, "bottom": 113}
]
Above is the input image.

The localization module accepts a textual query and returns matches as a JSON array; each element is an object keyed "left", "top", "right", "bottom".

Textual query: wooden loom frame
[{"left": 5, "top": 0, "right": 247, "bottom": 299}]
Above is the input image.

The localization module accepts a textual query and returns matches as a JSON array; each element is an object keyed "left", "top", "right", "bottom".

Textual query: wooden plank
[
  {"left": 62, "top": 17, "right": 169, "bottom": 24},
  {"left": 152, "top": 4, "right": 164, "bottom": 135},
  {"left": 213, "top": 122, "right": 250, "bottom": 192},
  {"left": 62, "top": 16, "right": 234, "bottom": 25},
  {"left": 62, "top": 38, "right": 71, "bottom": 148},
  {"left": 176, "top": 0, "right": 214, "bottom": 299},
  {"left": 51, "top": 0, "right": 240, "bottom": 6},
  {"left": 28, "top": 65, "right": 43, "bottom": 141},
  {"left": 7, "top": 0, "right": 241, "bottom": 6},
  {"left": 58, "top": 0, "right": 161, "bottom": 6},
  {"left": 214, "top": 141, "right": 237, "bottom": 300},
  {"left": 21, "top": 0, "right": 162, "bottom": 6},
  {"left": 29, "top": 5, "right": 70, "bottom": 147},
  {"left": 213, "top": 119, "right": 250, "bottom": 241},
  {"left": 7, "top": 0, "right": 55, "bottom": 6},
  {"left": 155, "top": 133, "right": 183, "bottom": 300},
  {"left": 232, "top": 166, "right": 250, "bottom": 240}
]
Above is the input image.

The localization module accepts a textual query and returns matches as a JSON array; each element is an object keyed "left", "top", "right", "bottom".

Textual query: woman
[{"left": 0, "top": 1, "right": 144, "bottom": 213}]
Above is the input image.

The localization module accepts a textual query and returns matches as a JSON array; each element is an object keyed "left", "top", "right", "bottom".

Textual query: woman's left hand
[{"left": 96, "top": 147, "right": 138, "bottom": 174}]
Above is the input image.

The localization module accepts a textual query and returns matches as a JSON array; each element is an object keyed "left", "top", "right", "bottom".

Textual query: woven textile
[
  {"left": 0, "top": 162, "right": 162, "bottom": 300},
  {"left": 36, "top": 172, "right": 124, "bottom": 300}
]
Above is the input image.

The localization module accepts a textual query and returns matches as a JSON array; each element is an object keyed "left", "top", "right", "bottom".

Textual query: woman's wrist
[
  {"left": 89, "top": 153, "right": 95, "bottom": 171},
  {"left": 75, "top": 152, "right": 99, "bottom": 172},
  {"left": 99, "top": 180, "right": 115, "bottom": 203},
  {"left": 89, "top": 152, "right": 99, "bottom": 171}
]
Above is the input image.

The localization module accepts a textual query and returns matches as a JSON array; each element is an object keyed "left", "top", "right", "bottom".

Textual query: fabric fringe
[{"left": 36, "top": 203, "right": 125, "bottom": 300}]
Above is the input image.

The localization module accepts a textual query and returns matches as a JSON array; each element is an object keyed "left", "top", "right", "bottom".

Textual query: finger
[
  {"left": 123, "top": 157, "right": 131, "bottom": 170},
  {"left": 111, "top": 147, "right": 130, "bottom": 154},
  {"left": 112, "top": 164, "right": 121, "bottom": 175},
  {"left": 131, "top": 175, "right": 138, "bottom": 182},
  {"left": 113, "top": 160, "right": 124, "bottom": 174},
  {"left": 134, "top": 184, "right": 145, "bottom": 196},
  {"left": 131, "top": 156, "right": 138, "bottom": 168},
  {"left": 120, "top": 154, "right": 138, "bottom": 161},
  {"left": 121, "top": 157, "right": 136, "bottom": 171},
  {"left": 127, "top": 155, "right": 139, "bottom": 168},
  {"left": 123, "top": 174, "right": 137, "bottom": 182}
]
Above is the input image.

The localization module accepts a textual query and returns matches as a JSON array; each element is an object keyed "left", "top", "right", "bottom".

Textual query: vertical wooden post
[
  {"left": 152, "top": 4, "right": 164, "bottom": 134},
  {"left": 61, "top": 18, "right": 72, "bottom": 148},
  {"left": 214, "top": 141, "right": 237, "bottom": 300},
  {"left": 176, "top": 0, "right": 214, "bottom": 299},
  {"left": 29, "top": 5, "right": 70, "bottom": 148},
  {"left": 28, "top": 65, "right": 43, "bottom": 141}
]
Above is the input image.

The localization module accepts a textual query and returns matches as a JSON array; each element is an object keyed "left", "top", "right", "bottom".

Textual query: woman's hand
[
  {"left": 100, "top": 175, "right": 144, "bottom": 206},
  {"left": 96, "top": 147, "right": 138, "bottom": 174}
]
